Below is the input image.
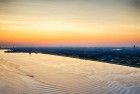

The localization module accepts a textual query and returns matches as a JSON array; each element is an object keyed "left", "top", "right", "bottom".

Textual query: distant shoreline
[{"left": 2, "top": 47, "right": 140, "bottom": 68}]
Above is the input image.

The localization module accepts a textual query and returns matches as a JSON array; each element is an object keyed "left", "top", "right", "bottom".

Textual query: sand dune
[{"left": 0, "top": 50, "right": 140, "bottom": 94}]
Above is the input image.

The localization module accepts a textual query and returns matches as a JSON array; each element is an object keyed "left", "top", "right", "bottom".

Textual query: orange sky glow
[{"left": 0, "top": 0, "right": 140, "bottom": 47}]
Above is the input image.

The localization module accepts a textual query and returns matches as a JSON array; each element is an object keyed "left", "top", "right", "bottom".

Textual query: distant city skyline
[{"left": 0, "top": 0, "right": 140, "bottom": 47}]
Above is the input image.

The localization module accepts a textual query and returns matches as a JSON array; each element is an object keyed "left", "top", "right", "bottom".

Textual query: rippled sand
[{"left": 0, "top": 50, "right": 140, "bottom": 94}]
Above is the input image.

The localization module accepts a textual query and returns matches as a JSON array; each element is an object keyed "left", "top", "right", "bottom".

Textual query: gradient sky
[{"left": 0, "top": 0, "right": 140, "bottom": 47}]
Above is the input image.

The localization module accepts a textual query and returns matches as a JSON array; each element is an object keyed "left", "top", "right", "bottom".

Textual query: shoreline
[{"left": 4, "top": 48, "right": 140, "bottom": 68}]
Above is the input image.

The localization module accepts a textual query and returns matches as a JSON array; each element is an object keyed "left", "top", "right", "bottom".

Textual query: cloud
[
  {"left": 0, "top": 0, "right": 10, "bottom": 3},
  {"left": 131, "top": 0, "right": 140, "bottom": 9}
]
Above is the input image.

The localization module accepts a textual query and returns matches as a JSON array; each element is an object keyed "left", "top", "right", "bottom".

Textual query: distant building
[
  {"left": 133, "top": 45, "right": 136, "bottom": 49},
  {"left": 0, "top": 45, "right": 3, "bottom": 49}
]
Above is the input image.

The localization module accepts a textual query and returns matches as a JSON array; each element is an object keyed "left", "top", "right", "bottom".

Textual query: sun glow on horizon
[{"left": 0, "top": 0, "right": 140, "bottom": 47}]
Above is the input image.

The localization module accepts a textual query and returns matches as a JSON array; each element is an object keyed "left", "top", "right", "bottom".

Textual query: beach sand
[{"left": 0, "top": 50, "right": 140, "bottom": 94}]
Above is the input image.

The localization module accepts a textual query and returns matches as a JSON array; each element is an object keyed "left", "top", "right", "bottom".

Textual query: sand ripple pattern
[{"left": 0, "top": 50, "right": 140, "bottom": 94}]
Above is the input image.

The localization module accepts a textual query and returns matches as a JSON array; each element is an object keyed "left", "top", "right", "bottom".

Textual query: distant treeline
[{"left": 5, "top": 47, "right": 140, "bottom": 68}]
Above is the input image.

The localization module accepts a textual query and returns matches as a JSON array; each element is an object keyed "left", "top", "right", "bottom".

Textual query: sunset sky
[{"left": 0, "top": 0, "right": 140, "bottom": 47}]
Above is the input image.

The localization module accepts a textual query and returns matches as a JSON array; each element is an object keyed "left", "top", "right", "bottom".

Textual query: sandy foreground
[{"left": 0, "top": 50, "right": 140, "bottom": 94}]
